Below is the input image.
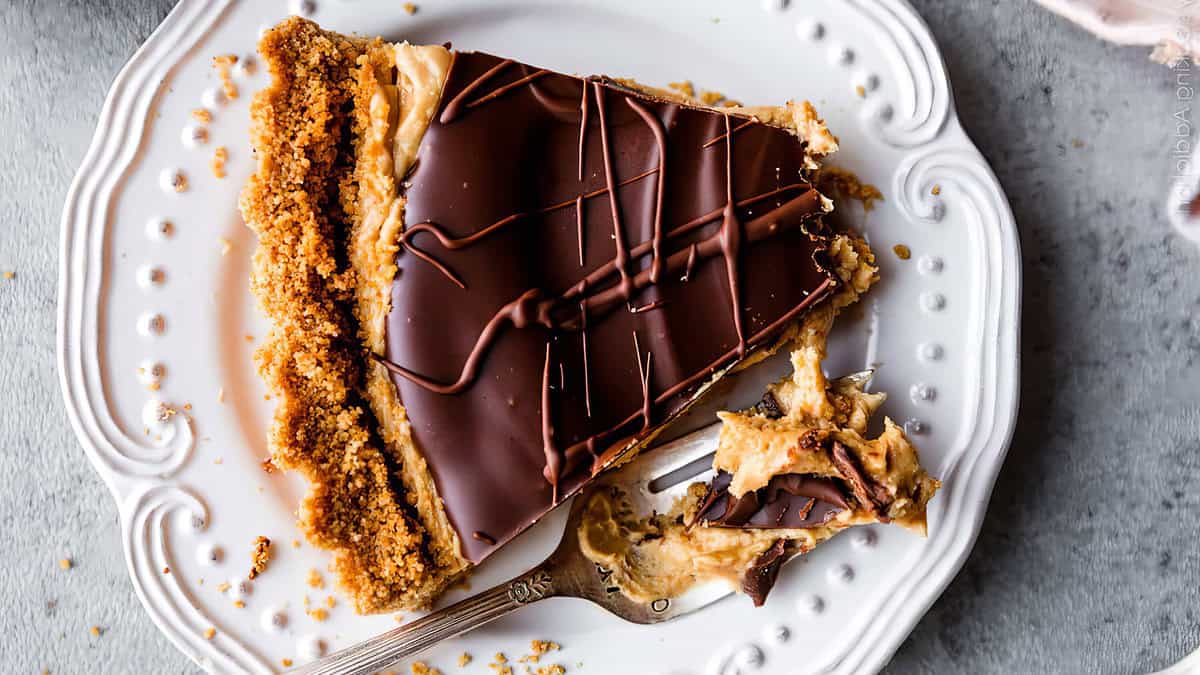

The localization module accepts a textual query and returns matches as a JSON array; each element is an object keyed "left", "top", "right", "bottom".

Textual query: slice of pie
[
  {"left": 242, "top": 17, "right": 862, "bottom": 613},
  {"left": 577, "top": 295, "right": 941, "bottom": 606}
]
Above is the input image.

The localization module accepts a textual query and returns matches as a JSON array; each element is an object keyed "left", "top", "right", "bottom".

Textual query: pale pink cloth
[{"left": 1036, "top": 0, "right": 1200, "bottom": 64}]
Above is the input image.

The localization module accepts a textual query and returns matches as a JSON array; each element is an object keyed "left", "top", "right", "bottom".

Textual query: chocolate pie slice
[{"left": 242, "top": 17, "right": 854, "bottom": 612}]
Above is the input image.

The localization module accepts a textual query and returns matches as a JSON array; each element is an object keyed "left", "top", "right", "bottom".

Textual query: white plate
[{"left": 58, "top": 1, "right": 1020, "bottom": 673}]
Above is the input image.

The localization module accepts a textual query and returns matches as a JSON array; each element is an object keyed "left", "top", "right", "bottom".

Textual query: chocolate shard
[
  {"left": 695, "top": 470, "right": 848, "bottom": 529},
  {"left": 742, "top": 539, "right": 789, "bottom": 607},
  {"left": 831, "top": 441, "right": 892, "bottom": 521},
  {"left": 383, "top": 50, "right": 838, "bottom": 563},
  {"left": 753, "top": 391, "right": 785, "bottom": 419}
]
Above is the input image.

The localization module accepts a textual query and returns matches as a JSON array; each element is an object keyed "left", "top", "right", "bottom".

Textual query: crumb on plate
[
  {"left": 211, "top": 146, "right": 229, "bottom": 179},
  {"left": 249, "top": 536, "right": 271, "bottom": 579},
  {"left": 213, "top": 54, "right": 239, "bottom": 100}
]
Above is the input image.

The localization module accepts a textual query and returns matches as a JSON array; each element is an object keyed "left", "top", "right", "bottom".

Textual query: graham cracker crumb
[
  {"left": 216, "top": 582, "right": 232, "bottom": 593},
  {"left": 58, "top": 558, "right": 72, "bottom": 570},
  {"left": 533, "top": 667, "right": 566, "bottom": 675},
  {"left": 667, "top": 81, "right": 695, "bottom": 98},
  {"left": 698, "top": 89, "right": 724, "bottom": 106},
  {"left": 162, "top": 566, "right": 170, "bottom": 574},
  {"left": 173, "top": 174, "right": 189, "bottom": 193},
  {"left": 248, "top": 536, "right": 271, "bottom": 579},
  {"left": 931, "top": 184, "right": 942, "bottom": 196},
  {"left": 325, "top": 595, "right": 336, "bottom": 608},
  {"left": 403, "top": 2, "right": 418, "bottom": 14},
  {"left": 307, "top": 568, "right": 325, "bottom": 588},
  {"left": 192, "top": 108, "right": 213, "bottom": 123},
  {"left": 855, "top": 85, "right": 866, "bottom": 98},
  {"left": 282, "top": 658, "right": 294, "bottom": 668},
  {"left": 89, "top": 626, "right": 102, "bottom": 637},
  {"left": 204, "top": 627, "right": 216, "bottom": 640},
  {"left": 2, "top": 271, "right": 14, "bottom": 280},
  {"left": 519, "top": 640, "right": 561, "bottom": 665},
  {"left": 818, "top": 167, "right": 884, "bottom": 212},
  {"left": 291, "top": 539, "right": 301, "bottom": 549},
  {"left": 489, "top": 652, "right": 513, "bottom": 674},
  {"left": 214, "top": 456, "right": 224, "bottom": 465},
  {"left": 306, "top": 607, "right": 329, "bottom": 622},
  {"left": 213, "top": 54, "right": 240, "bottom": 100},
  {"left": 147, "top": 382, "right": 161, "bottom": 392},
  {"left": 233, "top": 600, "right": 246, "bottom": 609},
  {"left": 458, "top": 653, "right": 472, "bottom": 667},
  {"left": 412, "top": 663, "right": 442, "bottom": 675},
  {"left": 893, "top": 244, "right": 911, "bottom": 260},
  {"left": 721, "top": 99, "right": 742, "bottom": 108},
  {"left": 211, "top": 146, "right": 229, "bottom": 179},
  {"left": 262, "top": 457, "right": 277, "bottom": 473},
  {"left": 531, "top": 640, "right": 559, "bottom": 655}
]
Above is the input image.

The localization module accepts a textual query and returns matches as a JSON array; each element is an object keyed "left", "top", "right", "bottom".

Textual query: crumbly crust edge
[{"left": 240, "top": 17, "right": 452, "bottom": 614}]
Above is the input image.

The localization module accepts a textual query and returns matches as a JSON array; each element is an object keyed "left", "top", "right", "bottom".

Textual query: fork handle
[{"left": 288, "top": 563, "right": 558, "bottom": 675}]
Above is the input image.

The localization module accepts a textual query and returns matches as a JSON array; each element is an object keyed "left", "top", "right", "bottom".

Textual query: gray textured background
[{"left": 1, "top": 1, "right": 1198, "bottom": 673}]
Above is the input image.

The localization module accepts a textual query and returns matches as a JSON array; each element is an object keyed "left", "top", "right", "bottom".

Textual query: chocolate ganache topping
[{"left": 381, "top": 51, "right": 838, "bottom": 563}]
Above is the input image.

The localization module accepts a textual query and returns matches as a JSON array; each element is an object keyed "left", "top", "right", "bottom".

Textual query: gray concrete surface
[{"left": 1, "top": 1, "right": 1197, "bottom": 673}]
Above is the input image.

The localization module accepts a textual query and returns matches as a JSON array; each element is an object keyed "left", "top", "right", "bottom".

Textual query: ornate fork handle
[{"left": 289, "top": 565, "right": 557, "bottom": 674}]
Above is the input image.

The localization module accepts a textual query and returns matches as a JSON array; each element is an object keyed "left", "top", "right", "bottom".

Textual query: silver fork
[{"left": 290, "top": 371, "right": 873, "bottom": 675}]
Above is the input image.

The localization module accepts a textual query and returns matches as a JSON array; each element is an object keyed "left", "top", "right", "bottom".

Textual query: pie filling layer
[{"left": 242, "top": 17, "right": 934, "bottom": 613}]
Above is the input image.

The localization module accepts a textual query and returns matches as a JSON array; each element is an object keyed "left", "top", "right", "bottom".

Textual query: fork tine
[
  {"left": 831, "top": 368, "right": 875, "bottom": 388},
  {"left": 614, "top": 422, "right": 721, "bottom": 482}
]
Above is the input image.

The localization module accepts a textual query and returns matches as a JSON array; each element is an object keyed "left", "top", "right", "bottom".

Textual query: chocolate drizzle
[
  {"left": 385, "top": 51, "right": 837, "bottom": 562},
  {"left": 439, "top": 57, "right": 512, "bottom": 124},
  {"left": 632, "top": 331, "right": 653, "bottom": 432},
  {"left": 593, "top": 84, "right": 636, "bottom": 306},
  {"left": 541, "top": 342, "right": 560, "bottom": 498},
  {"left": 400, "top": 168, "right": 660, "bottom": 289},
  {"left": 717, "top": 114, "right": 747, "bottom": 358},
  {"left": 625, "top": 98, "right": 668, "bottom": 284},
  {"left": 702, "top": 118, "right": 755, "bottom": 149}
]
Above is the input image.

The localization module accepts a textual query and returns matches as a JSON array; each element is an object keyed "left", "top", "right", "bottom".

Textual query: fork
[{"left": 289, "top": 371, "right": 873, "bottom": 675}]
